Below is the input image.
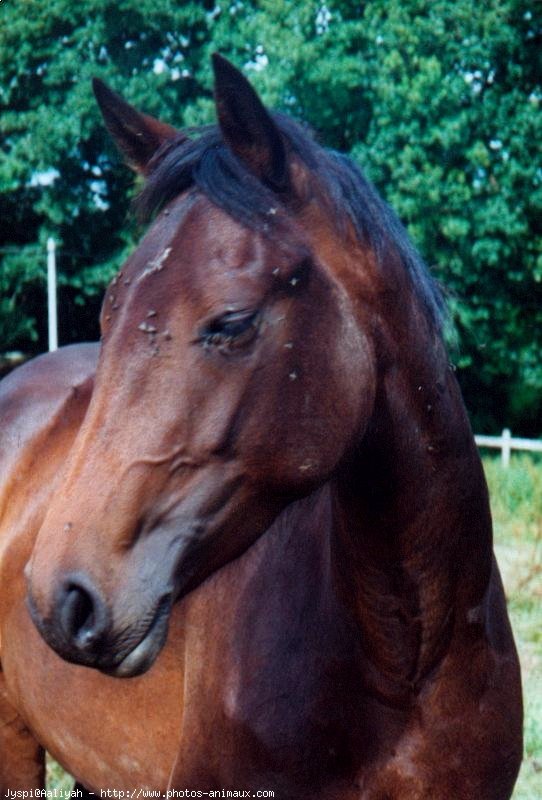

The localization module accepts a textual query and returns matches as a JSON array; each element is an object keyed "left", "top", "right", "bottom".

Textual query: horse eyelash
[{"left": 198, "top": 310, "right": 260, "bottom": 351}]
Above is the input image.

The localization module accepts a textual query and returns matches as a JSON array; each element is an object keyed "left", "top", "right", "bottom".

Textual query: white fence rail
[{"left": 475, "top": 429, "right": 542, "bottom": 467}]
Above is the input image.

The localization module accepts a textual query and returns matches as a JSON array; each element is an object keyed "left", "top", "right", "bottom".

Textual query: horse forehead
[
  {"left": 130, "top": 196, "right": 251, "bottom": 271},
  {"left": 133, "top": 196, "right": 284, "bottom": 293},
  {"left": 127, "top": 197, "right": 311, "bottom": 317}
]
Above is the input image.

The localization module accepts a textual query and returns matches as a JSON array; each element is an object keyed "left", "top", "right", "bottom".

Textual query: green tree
[
  {"left": 0, "top": 0, "right": 220, "bottom": 346},
  {"left": 1, "top": 0, "right": 540, "bottom": 433}
]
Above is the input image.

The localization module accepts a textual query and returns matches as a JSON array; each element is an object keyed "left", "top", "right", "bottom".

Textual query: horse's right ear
[{"left": 92, "top": 79, "right": 179, "bottom": 174}]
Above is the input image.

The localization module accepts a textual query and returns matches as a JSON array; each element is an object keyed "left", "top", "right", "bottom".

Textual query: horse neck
[{"left": 330, "top": 292, "right": 493, "bottom": 703}]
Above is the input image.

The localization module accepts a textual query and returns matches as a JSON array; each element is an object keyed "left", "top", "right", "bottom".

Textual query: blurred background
[{"left": 1, "top": 2, "right": 540, "bottom": 797}]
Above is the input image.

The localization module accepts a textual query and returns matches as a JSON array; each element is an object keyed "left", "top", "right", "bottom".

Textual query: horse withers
[{"left": 0, "top": 55, "right": 522, "bottom": 797}]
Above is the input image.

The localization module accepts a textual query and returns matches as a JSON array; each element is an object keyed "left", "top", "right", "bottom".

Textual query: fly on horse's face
[{"left": 26, "top": 56, "right": 375, "bottom": 676}]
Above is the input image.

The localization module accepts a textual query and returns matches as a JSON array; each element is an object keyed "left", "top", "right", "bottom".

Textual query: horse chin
[{"left": 106, "top": 598, "right": 172, "bottom": 678}]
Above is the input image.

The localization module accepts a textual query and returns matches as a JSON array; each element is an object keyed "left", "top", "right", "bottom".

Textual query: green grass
[
  {"left": 46, "top": 756, "right": 74, "bottom": 791},
  {"left": 47, "top": 455, "right": 542, "bottom": 795}
]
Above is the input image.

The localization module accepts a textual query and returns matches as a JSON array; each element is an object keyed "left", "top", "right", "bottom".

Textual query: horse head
[{"left": 26, "top": 56, "right": 379, "bottom": 675}]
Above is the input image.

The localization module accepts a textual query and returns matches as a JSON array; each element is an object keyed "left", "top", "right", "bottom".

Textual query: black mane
[{"left": 136, "top": 113, "right": 446, "bottom": 332}]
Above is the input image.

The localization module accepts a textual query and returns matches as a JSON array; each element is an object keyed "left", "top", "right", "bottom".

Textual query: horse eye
[{"left": 200, "top": 310, "right": 260, "bottom": 351}]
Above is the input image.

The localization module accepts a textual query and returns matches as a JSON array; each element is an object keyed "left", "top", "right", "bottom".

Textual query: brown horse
[{"left": 0, "top": 55, "right": 522, "bottom": 797}]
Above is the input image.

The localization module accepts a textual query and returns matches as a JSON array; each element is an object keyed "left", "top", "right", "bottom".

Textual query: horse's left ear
[
  {"left": 212, "top": 54, "right": 289, "bottom": 192},
  {"left": 92, "top": 78, "right": 180, "bottom": 174}
]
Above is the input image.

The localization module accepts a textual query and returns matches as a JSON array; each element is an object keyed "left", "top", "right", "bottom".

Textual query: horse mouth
[
  {"left": 27, "top": 584, "right": 172, "bottom": 677},
  {"left": 106, "top": 596, "right": 172, "bottom": 678}
]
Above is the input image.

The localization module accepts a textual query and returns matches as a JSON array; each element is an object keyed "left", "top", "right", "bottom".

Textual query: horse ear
[
  {"left": 212, "top": 53, "right": 288, "bottom": 192},
  {"left": 92, "top": 78, "right": 179, "bottom": 174}
]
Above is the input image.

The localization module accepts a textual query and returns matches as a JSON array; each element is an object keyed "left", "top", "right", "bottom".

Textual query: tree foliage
[{"left": 1, "top": 0, "right": 541, "bottom": 432}]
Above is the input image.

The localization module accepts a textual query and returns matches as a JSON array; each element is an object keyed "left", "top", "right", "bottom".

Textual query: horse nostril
[
  {"left": 58, "top": 574, "right": 109, "bottom": 650},
  {"left": 62, "top": 586, "right": 94, "bottom": 643}
]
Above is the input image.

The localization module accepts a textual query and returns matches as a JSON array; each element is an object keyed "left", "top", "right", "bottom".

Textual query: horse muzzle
[{"left": 26, "top": 568, "right": 173, "bottom": 677}]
